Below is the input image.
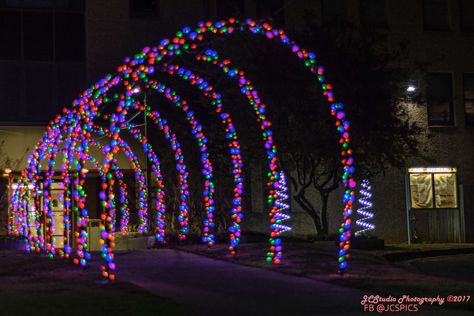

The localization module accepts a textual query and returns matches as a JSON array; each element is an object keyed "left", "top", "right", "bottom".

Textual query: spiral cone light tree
[{"left": 355, "top": 179, "right": 375, "bottom": 237}]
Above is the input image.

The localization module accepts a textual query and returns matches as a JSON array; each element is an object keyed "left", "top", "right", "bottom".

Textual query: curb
[{"left": 383, "top": 248, "right": 474, "bottom": 262}]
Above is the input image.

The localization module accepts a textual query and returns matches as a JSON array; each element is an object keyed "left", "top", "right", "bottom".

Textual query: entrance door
[{"left": 50, "top": 182, "right": 65, "bottom": 249}]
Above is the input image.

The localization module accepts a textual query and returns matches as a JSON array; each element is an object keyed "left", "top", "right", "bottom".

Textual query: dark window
[
  {"left": 23, "top": 11, "right": 53, "bottom": 60},
  {"left": 321, "top": 0, "right": 345, "bottom": 26},
  {"left": 0, "top": 11, "right": 21, "bottom": 59},
  {"left": 55, "top": 0, "right": 85, "bottom": 11},
  {"left": 460, "top": 0, "right": 474, "bottom": 31},
  {"left": 0, "top": 2, "right": 85, "bottom": 123},
  {"left": 423, "top": 0, "right": 449, "bottom": 31},
  {"left": 55, "top": 12, "right": 85, "bottom": 61},
  {"left": 203, "top": 0, "right": 211, "bottom": 20},
  {"left": 0, "top": 0, "right": 22, "bottom": 7},
  {"left": 24, "top": 63, "right": 53, "bottom": 122},
  {"left": 0, "top": 62, "right": 21, "bottom": 120},
  {"left": 256, "top": 0, "right": 285, "bottom": 26},
  {"left": 463, "top": 74, "right": 474, "bottom": 125},
  {"left": 56, "top": 63, "right": 85, "bottom": 110},
  {"left": 360, "top": 0, "right": 387, "bottom": 29},
  {"left": 426, "top": 73, "right": 454, "bottom": 126},
  {"left": 216, "top": 0, "right": 244, "bottom": 20},
  {"left": 23, "top": 0, "right": 54, "bottom": 8},
  {"left": 130, "top": 0, "right": 159, "bottom": 19},
  {"left": 1, "top": 0, "right": 84, "bottom": 9}
]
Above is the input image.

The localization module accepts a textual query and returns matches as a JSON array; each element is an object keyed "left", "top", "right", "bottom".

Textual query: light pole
[{"left": 142, "top": 91, "right": 153, "bottom": 235}]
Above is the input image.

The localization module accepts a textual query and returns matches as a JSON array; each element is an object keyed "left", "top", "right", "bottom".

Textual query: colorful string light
[{"left": 9, "top": 18, "right": 355, "bottom": 277}]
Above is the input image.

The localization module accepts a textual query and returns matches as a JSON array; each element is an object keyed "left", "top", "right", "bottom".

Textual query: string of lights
[
  {"left": 9, "top": 18, "right": 355, "bottom": 278},
  {"left": 355, "top": 179, "right": 375, "bottom": 237}
]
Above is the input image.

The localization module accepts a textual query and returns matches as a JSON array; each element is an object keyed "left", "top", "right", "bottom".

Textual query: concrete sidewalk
[
  {"left": 114, "top": 249, "right": 473, "bottom": 316},
  {"left": 115, "top": 249, "right": 366, "bottom": 316}
]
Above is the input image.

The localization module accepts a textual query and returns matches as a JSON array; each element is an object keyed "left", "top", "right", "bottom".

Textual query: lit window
[
  {"left": 463, "top": 74, "right": 474, "bottom": 125},
  {"left": 426, "top": 73, "right": 454, "bottom": 126},
  {"left": 423, "top": 0, "right": 449, "bottom": 31}
]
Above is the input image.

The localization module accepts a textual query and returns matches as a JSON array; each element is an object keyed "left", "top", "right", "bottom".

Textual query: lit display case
[
  {"left": 408, "top": 167, "right": 458, "bottom": 209},
  {"left": 405, "top": 167, "right": 460, "bottom": 244}
]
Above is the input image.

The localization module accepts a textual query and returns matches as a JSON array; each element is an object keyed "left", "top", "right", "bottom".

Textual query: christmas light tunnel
[{"left": 9, "top": 18, "right": 356, "bottom": 279}]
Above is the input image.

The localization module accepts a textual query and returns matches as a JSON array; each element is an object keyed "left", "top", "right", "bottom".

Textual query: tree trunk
[
  {"left": 319, "top": 191, "right": 329, "bottom": 236},
  {"left": 294, "top": 192, "right": 322, "bottom": 234}
]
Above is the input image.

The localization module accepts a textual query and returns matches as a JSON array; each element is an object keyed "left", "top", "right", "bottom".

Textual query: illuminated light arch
[
  {"left": 10, "top": 18, "right": 356, "bottom": 276},
  {"left": 154, "top": 19, "right": 355, "bottom": 270},
  {"left": 34, "top": 79, "right": 219, "bottom": 246},
  {"left": 26, "top": 115, "right": 168, "bottom": 270},
  {"left": 63, "top": 70, "right": 239, "bottom": 248},
  {"left": 94, "top": 90, "right": 211, "bottom": 244},
  {"left": 55, "top": 148, "right": 127, "bottom": 258},
  {"left": 13, "top": 116, "right": 148, "bottom": 249},
  {"left": 16, "top": 91, "right": 216, "bottom": 274},
  {"left": 157, "top": 63, "right": 244, "bottom": 251},
  {"left": 96, "top": 99, "right": 196, "bottom": 248},
  {"left": 112, "top": 88, "right": 207, "bottom": 242}
]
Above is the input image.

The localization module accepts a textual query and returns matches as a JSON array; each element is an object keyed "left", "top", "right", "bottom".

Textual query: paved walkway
[
  {"left": 408, "top": 253, "right": 474, "bottom": 282},
  {"left": 115, "top": 249, "right": 367, "bottom": 316}
]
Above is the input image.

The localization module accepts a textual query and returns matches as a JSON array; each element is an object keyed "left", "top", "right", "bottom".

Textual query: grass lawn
[{"left": 0, "top": 249, "right": 190, "bottom": 316}]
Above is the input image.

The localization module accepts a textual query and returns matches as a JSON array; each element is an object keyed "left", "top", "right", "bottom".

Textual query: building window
[
  {"left": 55, "top": 12, "right": 85, "bottom": 61},
  {"left": 321, "top": 0, "right": 346, "bottom": 26},
  {"left": 0, "top": 10, "right": 21, "bottom": 59},
  {"left": 0, "top": 1, "right": 85, "bottom": 123},
  {"left": 408, "top": 167, "right": 458, "bottom": 209},
  {"left": 426, "top": 73, "right": 454, "bottom": 126},
  {"left": 24, "top": 10, "right": 54, "bottom": 60},
  {"left": 25, "top": 63, "right": 53, "bottom": 122},
  {"left": 460, "top": 0, "right": 474, "bottom": 31},
  {"left": 130, "top": 0, "right": 159, "bottom": 19},
  {"left": 203, "top": 0, "right": 212, "bottom": 20},
  {"left": 423, "top": 0, "right": 449, "bottom": 31},
  {"left": 0, "top": 61, "right": 21, "bottom": 121},
  {"left": 56, "top": 63, "right": 86, "bottom": 110},
  {"left": 216, "top": 0, "right": 244, "bottom": 20},
  {"left": 360, "top": 0, "right": 387, "bottom": 29},
  {"left": 463, "top": 73, "right": 474, "bottom": 125},
  {"left": 256, "top": 0, "right": 285, "bottom": 26}
]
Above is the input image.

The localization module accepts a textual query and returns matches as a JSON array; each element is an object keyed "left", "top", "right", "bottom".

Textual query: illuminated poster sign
[{"left": 408, "top": 167, "right": 458, "bottom": 209}]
